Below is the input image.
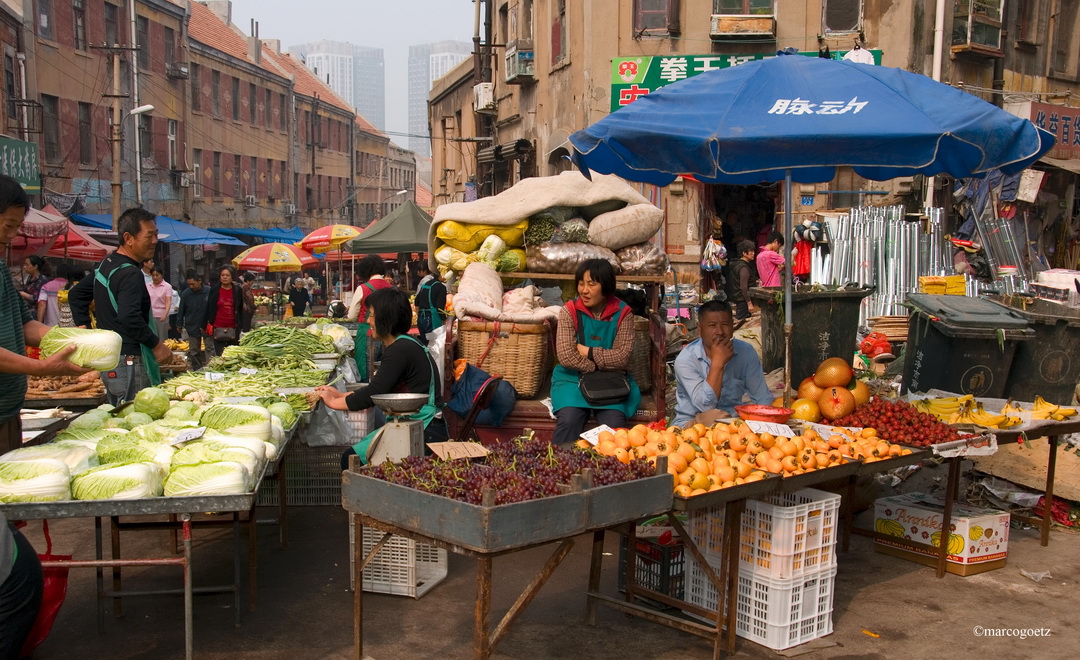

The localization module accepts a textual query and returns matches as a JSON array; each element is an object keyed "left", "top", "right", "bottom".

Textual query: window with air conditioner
[
  {"left": 711, "top": 0, "right": 775, "bottom": 39},
  {"left": 952, "top": 0, "right": 1004, "bottom": 55}
]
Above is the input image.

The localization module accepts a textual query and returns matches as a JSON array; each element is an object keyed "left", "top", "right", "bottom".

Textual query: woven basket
[
  {"left": 457, "top": 320, "right": 550, "bottom": 398},
  {"left": 631, "top": 316, "right": 652, "bottom": 394}
]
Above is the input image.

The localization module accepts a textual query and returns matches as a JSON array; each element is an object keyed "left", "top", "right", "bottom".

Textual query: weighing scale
[{"left": 366, "top": 393, "right": 427, "bottom": 466}]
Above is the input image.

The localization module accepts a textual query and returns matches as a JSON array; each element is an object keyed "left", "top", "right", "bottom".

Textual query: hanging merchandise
[{"left": 701, "top": 238, "right": 727, "bottom": 271}]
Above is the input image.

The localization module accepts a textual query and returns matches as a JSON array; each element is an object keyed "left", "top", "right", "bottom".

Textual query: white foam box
[{"left": 873, "top": 493, "right": 1010, "bottom": 576}]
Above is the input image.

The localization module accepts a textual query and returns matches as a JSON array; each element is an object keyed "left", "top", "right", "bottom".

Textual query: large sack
[
  {"left": 616, "top": 242, "right": 670, "bottom": 276},
  {"left": 525, "top": 242, "right": 621, "bottom": 274},
  {"left": 436, "top": 220, "right": 527, "bottom": 252},
  {"left": 453, "top": 263, "right": 505, "bottom": 321},
  {"left": 588, "top": 204, "right": 665, "bottom": 251}
]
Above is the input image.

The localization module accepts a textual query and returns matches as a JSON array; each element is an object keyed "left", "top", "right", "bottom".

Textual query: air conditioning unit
[
  {"left": 504, "top": 42, "right": 535, "bottom": 85},
  {"left": 473, "top": 82, "right": 496, "bottom": 114},
  {"left": 167, "top": 63, "right": 190, "bottom": 79},
  {"left": 710, "top": 14, "right": 776, "bottom": 40},
  {"left": 285, "top": 203, "right": 297, "bottom": 216},
  {"left": 178, "top": 174, "right": 192, "bottom": 188},
  {"left": 244, "top": 195, "right": 257, "bottom": 208}
]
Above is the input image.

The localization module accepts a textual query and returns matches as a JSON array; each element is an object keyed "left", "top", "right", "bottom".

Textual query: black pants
[
  {"left": 733, "top": 300, "right": 750, "bottom": 320},
  {"left": 0, "top": 526, "right": 43, "bottom": 660},
  {"left": 553, "top": 407, "right": 628, "bottom": 446}
]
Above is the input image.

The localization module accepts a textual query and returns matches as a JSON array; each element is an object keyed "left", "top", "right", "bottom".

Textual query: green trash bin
[
  {"left": 901, "top": 294, "right": 1034, "bottom": 398},
  {"left": 749, "top": 286, "right": 874, "bottom": 385},
  {"left": 989, "top": 296, "right": 1080, "bottom": 405}
]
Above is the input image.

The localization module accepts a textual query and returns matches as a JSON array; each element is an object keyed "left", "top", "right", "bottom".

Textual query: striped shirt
[{"left": 1, "top": 259, "right": 32, "bottom": 423}]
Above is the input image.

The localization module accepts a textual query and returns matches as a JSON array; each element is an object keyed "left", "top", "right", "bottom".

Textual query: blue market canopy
[
  {"left": 71, "top": 214, "right": 246, "bottom": 246},
  {"left": 570, "top": 54, "right": 1054, "bottom": 185},
  {"left": 208, "top": 226, "right": 306, "bottom": 244}
]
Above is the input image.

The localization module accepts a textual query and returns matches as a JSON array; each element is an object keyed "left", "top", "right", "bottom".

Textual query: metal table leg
[
  {"left": 936, "top": 456, "right": 961, "bottom": 578},
  {"left": 111, "top": 515, "right": 122, "bottom": 616},
  {"left": 95, "top": 516, "right": 104, "bottom": 633},
  {"left": 181, "top": 514, "right": 193, "bottom": 660},
  {"left": 842, "top": 474, "right": 856, "bottom": 553},
  {"left": 248, "top": 505, "right": 258, "bottom": 612},
  {"left": 585, "top": 529, "right": 605, "bottom": 626},
  {"left": 1041, "top": 435, "right": 1059, "bottom": 547},
  {"left": 278, "top": 451, "right": 289, "bottom": 548},
  {"left": 232, "top": 512, "right": 241, "bottom": 626},
  {"left": 475, "top": 556, "right": 493, "bottom": 659}
]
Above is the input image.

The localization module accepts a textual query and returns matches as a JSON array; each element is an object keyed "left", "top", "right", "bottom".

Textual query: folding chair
[{"left": 453, "top": 375, "right": 504, "bottom": 443}]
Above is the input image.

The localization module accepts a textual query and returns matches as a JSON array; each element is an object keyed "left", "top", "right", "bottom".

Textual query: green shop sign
[
  {"left": 610, "top": 50, "right": 883, "bottom": 112},
  {"left": 0, "top": 136, "right": 40, "bottom": 193}
]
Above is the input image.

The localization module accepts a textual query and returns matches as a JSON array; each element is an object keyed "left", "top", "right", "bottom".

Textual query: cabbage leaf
[
  {"left": 0, "top": 459, "right": 71, "bottom": 503},
  {"left": 39, "top": 327, "right": 122, "bottom": 370},
  {"left": 164, "top": 462, "right": 249, "bottom": 497},
  {"left": 71, "top": 461, "right": 163, "bottom": 500},
  {"left": 200, "top": 405, "right": 271, "bottom": 441}
]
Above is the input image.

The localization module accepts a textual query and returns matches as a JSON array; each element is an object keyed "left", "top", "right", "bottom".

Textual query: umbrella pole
[{"left": 783, "top": 169, "right": 794, "bottom": 406}]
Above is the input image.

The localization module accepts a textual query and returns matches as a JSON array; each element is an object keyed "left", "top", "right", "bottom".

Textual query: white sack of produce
[
  {"left": 588, "top": 204, "right": 665, "bottom": 251},
  {"left": 453, "top": 263, "right": 505, "bottom": 321},
  {"left": 526, "top": 242, "right": 621, "bottom": 274},
  {"left": 164, "top": 461, "right": 250, "bottom": 497},
  {"left": 39, "top": 327, "right": 123, "bottom": 371},
  {"left": 616, "top": 242, "right": 670, "bottom": 276},
  {"left": 0, "top": 459, "right": 71, "bottom": 503},
  {"left": 0, "top": 440, "right": 98, "bottom": 474},
  {"left": 71, "top": 461, "right": 163, "bottom": 500}
]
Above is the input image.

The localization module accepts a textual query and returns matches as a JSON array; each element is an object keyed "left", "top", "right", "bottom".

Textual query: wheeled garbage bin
[{"left": 989, "top": 296, "right": 1080, "bottom": 405}]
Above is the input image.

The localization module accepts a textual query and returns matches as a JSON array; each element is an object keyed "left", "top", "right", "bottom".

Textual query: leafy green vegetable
[
  {"left": 164, "top": 462, "right": 249, "bottom": 497},
  {"left": 97, "top": 403, "right": 116, "bottom": 413},
  {"left": 0, "top": 459, "right": 71, "bottom": 502},
  {"left": 39, "top": 327, "right": 122, "bottom": 370},
  {"left": 54, "top": 427, "right": 125, "bottom": 447},
  {"left": 266, "top": 402, "right": 297, "bottom": 429},
  {"left": 0, "top": 440, "right": 97, "bottom": 474},
  {"left": 126, "top": 412, "right": 155, "bottom": 427},
  {"left": 199, "top": 405, "right": 271, "bottom": 440},
  {"left": 105, "top": 416, "right": 132, "bottom": 431},
  {"left": 71, "top": 461, "right": 163, "bottom": 500},
  {"left": 97, "top": 433, "right": 176, "bottom": 471},
  {"left": 69, "top": 409, "right": 113, "bottom": 431},
  {"left": 134, "top": 387, "right": 171, "bottom": 419},
  {"left": 524, "top": 216, "right": 558, "bottom": 244},
  {"left": 171, "top": 441, "right": 263, "bottom": 490}
]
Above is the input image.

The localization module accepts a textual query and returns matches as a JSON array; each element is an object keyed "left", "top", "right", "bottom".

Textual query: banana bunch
[
  {"left": 913, "top": 394, "right": 975, "bottom": 421},
  {"left": 1031, "top": 396, "right": 1077, "bottom": 421},
  {"left": 163, "top": 339, "right": 190, "bottom": 351}
]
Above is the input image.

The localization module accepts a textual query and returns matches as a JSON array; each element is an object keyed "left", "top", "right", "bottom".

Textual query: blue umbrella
[{"left": 570, "top": 54, "right": 1055, "bottom": 398}]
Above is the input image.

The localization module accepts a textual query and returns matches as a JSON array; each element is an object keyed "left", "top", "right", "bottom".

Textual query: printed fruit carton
[{"left": 873, "top": 493, "right": 1009, "bottom": 576}]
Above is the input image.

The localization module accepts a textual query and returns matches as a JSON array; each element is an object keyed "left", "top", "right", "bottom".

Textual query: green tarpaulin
[{"left": 345, "top": 199, "right": 432, "bottom": 254}]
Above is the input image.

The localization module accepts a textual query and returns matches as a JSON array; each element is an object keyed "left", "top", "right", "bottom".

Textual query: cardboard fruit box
[{"left": 872, "top": 493, "right": 1010, "bottom": 576}]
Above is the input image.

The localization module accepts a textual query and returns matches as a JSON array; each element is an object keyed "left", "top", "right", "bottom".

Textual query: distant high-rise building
[
  {"left": 290, "top": 40, "right": 385, "bottom": 131},
  {"left": 408, "top": 40, "right": 471, "bottom": 157}
]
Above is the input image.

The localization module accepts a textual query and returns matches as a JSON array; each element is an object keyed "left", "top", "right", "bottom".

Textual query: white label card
[
  {"left": 427, "top": 442, "right": 490, "bottom": 460},
  {"left": 746, "top": 420, "right": 797, "bottom": 437},
  {"left": 171, "top": 427, "right": 206, "bottom": 446},
  {"left": 579, "top": 424, "right": 615, "bottom": 446},
  {"left": 804, "top": 421, "right": 862, "bottom": 437},
  {"left": 238, "top": 367, "right": 258, "bottom": 375},
  {"left": 204, "top": 372, "right": 225, "bottom": 381},
  {"left": 932, "top": 433, "right": 998, "bottom": 458}
]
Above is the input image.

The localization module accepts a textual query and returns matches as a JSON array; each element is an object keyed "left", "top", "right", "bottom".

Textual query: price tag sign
[
  {"left": 746, "top": 420, "right": 797, "bottom": 437},
  {"left": 579, "top": 424, "right": 615, "bottom": 446},
  {"left": 171, "top": 427, "right": 206, "bottom": 446},
  {"left": 238, "top": 367, "right": 258, "bottom": 375},
  {"left": 932, "top": 433, "right": 998, "bottom": 458},
  {"left": 427, "top": 442, "right": 490, "bottom": 460},
  {"left": 204, "top": 372, "right": 225, "bottom": 381},
  {"left": 804, "top": 421, "right": 862, "bottom": 437}
]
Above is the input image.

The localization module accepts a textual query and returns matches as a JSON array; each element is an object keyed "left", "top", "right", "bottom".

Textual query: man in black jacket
[
  {"left": 70, "top": 208, "right": 171, "bottom": 404},
  {"left": 726, "top": 239, "right": 758, "bottom": 321},
  {"left": 178, "top": 270, "right": 210, "bottom": 370}
]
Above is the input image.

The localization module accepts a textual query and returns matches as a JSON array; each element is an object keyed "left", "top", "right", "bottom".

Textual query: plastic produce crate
[
  {"left": 685, "top": 560, "right": 836, "bottom": 651},
  {"left": 684, "top": 489, "right": 840, "bottom": 579},
  {"left": 349, "top": 519, "right": 447, "bottom": 598},
  {"left": 616, "top": 535, "right": 685, "bottom": 600},
  {"left": 257, "top": 443, "right": 345, "bottom": 506},
  {"left": 345, "top": 408, "right": 375, "bottom": 440}
]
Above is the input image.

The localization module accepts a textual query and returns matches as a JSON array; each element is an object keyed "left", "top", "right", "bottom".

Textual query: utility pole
[{"left": 110, "top": 51, "right": 124, "bottom": 231}]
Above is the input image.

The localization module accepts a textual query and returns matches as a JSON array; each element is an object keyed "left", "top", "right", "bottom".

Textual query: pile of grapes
[
  {"left": 364, "top": 435, "right": 655, "bottom": 505},
  {"left": 831, "top": 397, "right": 962, "bottom": 447}
]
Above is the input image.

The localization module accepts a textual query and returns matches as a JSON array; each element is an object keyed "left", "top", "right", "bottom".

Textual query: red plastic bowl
[{"left": 735, "top": 404, "right": 795, "bottom": 424}]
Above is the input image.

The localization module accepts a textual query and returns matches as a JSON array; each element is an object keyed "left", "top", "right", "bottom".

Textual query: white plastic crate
[
  {"left": 739, "top": 489, "right": 841, "bottom": 579},
  {"left": 685, "top": 558, "right": 836, "bottom": 651},
  {"left": 345, "top": 408, "right": 374, "bottom": 439},
  {"left": 685, "top": 488, "right": 840, "bottom": 579},
  {"left": 348, "top": 518, "right": 447, "bottom": 598}
]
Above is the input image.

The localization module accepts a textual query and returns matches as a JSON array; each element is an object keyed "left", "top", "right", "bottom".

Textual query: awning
[
  {"left": 209, "top": 226, "right": 306, "bottom": 243},
  {"left": 47, "top": 222, "right": 114, "bottom": 261},
  {"left": 1038, "top": 156, "right": 1080, "bottom": 176},
  {"left": 71, "top": 213, "right": 246, "bottom": 246}
]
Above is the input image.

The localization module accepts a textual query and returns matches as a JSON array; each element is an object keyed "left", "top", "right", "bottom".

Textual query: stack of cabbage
[{"left": 0, "top": 387, "right": 298, "bottom": 503}]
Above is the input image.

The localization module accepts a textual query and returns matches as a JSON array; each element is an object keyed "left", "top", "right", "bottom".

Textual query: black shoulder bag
[{"left": 575, "top": 310, "right": 631, "bottom": 407}]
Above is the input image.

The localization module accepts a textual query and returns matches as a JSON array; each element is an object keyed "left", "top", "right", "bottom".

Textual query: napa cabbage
[
  {"left": 199, "top": 405, "right": 271, "bottom": 441},
  {"left": 266, "top": 402, "right": 297, "bottom": 429},
  {"left": 0, "top": 440, "right": 98, "bottom": 474},
  {"left": 105, "top": 416, "right": 132, "bottom": 431},
  {"left": 96, "top": 433, "right": 176, "bottom": 472},
  {"left": 0, "top": 459, "right": 71, "bottom": 503},
  {"left": 71, "top": 461, "right": 163, "bottom": 500},
  {"left": 125, "top": 412, "right": 154, "bottom": 427},
  {"left": 39, "top": 327, "right": 123, "bottom": 370},
  {"left": 69, "top": 409, "right": 113, "bottom": 431},
  {"left": 171, "top": 441, "right": 264, "bottom": 490},
  {"left": 164, "top": 462, "right": 249, "bottom": 497}
]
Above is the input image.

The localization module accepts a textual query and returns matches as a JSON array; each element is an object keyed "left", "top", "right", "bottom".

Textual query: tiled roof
[
  {"left": 261, "top": 48, "right": 353, "bottom": 113},
  {"left": 415, "top": 181, "right": 433, "bottom": 209},
  {"left": 354, "top": 114, "right": 386, "bottom": 139},
  {"left": 188, "top": 2, "right": 276, "bottom": 74}
]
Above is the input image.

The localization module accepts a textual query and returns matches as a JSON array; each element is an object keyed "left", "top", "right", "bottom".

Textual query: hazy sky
[{"left": 228, "top": 0, "right": 475, "bottom": 146}]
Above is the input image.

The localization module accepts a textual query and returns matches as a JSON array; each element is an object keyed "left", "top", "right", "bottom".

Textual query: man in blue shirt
[{"left": 673, "top": 300, "right": 774, "bottom": 427}]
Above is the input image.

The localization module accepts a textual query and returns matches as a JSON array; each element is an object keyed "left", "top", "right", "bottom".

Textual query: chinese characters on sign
[
  {"left": 610, "top": 50, "right": 883, "bottom": 112},
  {"left": 0, "top": 137, "right": 41, "bottom": 193},
  {"left": 1029, "top": 101, "right": 1080, "bottom": 159}
]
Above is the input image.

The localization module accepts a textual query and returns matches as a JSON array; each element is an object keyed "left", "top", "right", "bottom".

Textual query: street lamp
[{"left": 111, "top": 103, "right": 155, "bottom": 230}]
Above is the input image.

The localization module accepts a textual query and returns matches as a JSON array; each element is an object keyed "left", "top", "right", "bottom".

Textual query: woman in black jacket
[{"left": 206, "top": 265, "right": 246, "bottom": 355}]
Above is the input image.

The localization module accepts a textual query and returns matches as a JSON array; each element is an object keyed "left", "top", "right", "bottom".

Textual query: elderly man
[{"left": 673, "top": 300, "right": 773, "bottom": 427}]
